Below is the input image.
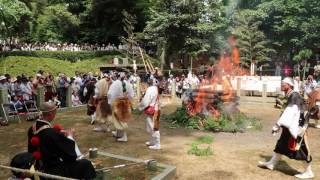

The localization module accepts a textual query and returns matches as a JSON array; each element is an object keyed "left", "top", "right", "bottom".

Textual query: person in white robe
[
  {"left": 139, "top": 79, "right": 161, "bottom": 150},
  {"left": 258, "top": 77, "right": 314, "bottom": 179},
  {"left": 107, "top": 72, "right": 134, "bottom": 142}
]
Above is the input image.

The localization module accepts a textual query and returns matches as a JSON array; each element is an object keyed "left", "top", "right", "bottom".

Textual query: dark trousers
[
  {"left": 57, "top": 88, "right": 66, "bottom": 107},
  {"left": 44, "top": 159, "right": 96, "bottom": 180},
  {"left": 274, "top": 128, "right": 312, "bottom": 163}
]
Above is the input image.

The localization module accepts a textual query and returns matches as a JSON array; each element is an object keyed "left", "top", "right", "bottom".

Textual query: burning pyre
[
  {"left": 182, "top": 40, "right": 247, "bottom": 121},
  {"left": 182, "top": 74, "right": 241, "bottom": 122}
]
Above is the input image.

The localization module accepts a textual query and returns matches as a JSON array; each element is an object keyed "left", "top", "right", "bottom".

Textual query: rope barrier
[{"left": 0, "top": 165, "right": 78, "bottom": 180}]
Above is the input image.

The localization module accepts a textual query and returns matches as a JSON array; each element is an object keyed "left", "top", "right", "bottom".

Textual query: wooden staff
[{"left": 0, "top": 165, "right": 77, "bottom": 180}]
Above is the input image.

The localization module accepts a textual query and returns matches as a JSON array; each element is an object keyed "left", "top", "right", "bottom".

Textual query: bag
[
  {"left": 144, "top": 106, "right": 155, "bottom": 116},
  {"left": 288, "top": 136, "right": 297, "bottom": 151}
]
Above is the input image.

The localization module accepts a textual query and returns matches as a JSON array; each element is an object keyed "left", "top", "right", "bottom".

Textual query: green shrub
[{"left": 0, "top": 51, "right": 120, "bottom": 62}]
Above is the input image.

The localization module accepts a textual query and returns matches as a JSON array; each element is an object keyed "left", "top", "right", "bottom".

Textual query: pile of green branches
[{"left": 162, "top": 106, "right": 262, "bottom": 133}]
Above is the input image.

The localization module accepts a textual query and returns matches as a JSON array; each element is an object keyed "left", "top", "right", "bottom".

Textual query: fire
[{"left": 185, "top": 37, "right": 247, "bottom": 119}]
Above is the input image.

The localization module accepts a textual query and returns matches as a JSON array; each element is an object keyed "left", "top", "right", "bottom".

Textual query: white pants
[
  {"left": 146, "top": 116, "right": 160, "bottom": 145},
  {"left": 146, "top": 116, "right": 154, "bottom": 133}
]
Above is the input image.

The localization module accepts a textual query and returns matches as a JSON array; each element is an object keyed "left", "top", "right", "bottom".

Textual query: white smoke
[{"left": 225, "top": 0, "right": 240, "bottom": 17}]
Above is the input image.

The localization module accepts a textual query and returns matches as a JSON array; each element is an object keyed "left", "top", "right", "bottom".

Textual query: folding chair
[
  {"left": 1, "top": 103, "right": 21, "bottom": 123},
  {"left": 0, "top": 116, "right": 8, "bottom": 126},
  {"left": 23, "top": 100, "right": 40, "bottom": 121}
]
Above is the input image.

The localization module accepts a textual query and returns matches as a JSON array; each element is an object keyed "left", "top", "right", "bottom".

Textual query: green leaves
[
  {"left": 293, "top": 49, "right": 312, "bottom": 62},
  {"left": 257, "top": 0, "right": 320, "bottom": 60},
  {"left": 0, "top": 0, "right": 31, "bottom": 41},
  {"left": 35, "top": 4, "right": 80, "bottom": 42}
]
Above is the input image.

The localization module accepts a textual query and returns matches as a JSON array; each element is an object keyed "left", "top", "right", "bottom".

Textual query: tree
[
  {"left": 293, "top": 49, "right": 312, "bottom": 80},
  {"left": 35, "top": 4, "right": 80, "bottom": 42},
  {"left": 231, "top": 10, "right": 275, "bottom": 68},
  {"left": 121, "top": 10, "right": 138, "bottom": 57},
  {"left": 0, "top": 0, "right": 31, "bottom": 44},
  {"left": 78, "top": 0, "right": 150, "bottom": 43},
  {"left": 257, "top": 0, "right": 320, "bottom": 61},
  {"left": 144, "top": 0, "right": 226, "bottom": 69}
]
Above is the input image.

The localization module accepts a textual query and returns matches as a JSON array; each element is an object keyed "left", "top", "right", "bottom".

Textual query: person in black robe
[
  {"left": 28, "top": 102, "right": 96, "bottom": 179},
  {"left": 258, "top": 77, "right": 314, "bottom": 179}
]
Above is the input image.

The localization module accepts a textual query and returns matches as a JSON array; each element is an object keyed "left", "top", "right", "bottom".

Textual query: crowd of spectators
[
  {"left": 0, "top": 68, "right": 204, "bottom": 112},
  {"left": 0, "top": 42, "right": 145, "bottom": 53},
  {"left": 0, "top": 71, "right": 88, "bottom": 113}
]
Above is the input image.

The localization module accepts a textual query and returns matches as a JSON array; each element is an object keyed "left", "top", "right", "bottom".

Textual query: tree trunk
[{"left": 160, "top": 45, "right": 166, "bottom": 72}]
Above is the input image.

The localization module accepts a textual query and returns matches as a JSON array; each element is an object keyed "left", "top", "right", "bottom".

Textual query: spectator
[
  {"left": 57, "top": 73, "right": 69, "bottom": 107},
  {"left": 20, "top": 77, "right": 32, "bottom": 101},
  {"left": 0, "top": 75, "right": 6, "bottom": 89},
  {"left": 44, "top": 75, "right": 56, "bottom": 102},
  {"left": 304, "top": 75, "right": 317, "bottom": 98},
  {"left": 72, "top": 90, "right": 82, "bottom": 107}
]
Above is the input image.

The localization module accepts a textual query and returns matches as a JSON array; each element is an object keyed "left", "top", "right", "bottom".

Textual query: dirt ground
[{"left": 1, "top": 99, "right": 320, "bottom": 180}]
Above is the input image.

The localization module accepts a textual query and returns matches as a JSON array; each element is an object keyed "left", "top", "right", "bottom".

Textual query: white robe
[
  {"left": 139, "top": 86, "right": 159, "bottom": 111},
  {"left": 107, "top": 79, "right": 134, "bottom": 130},
  {"left": 277, "top": 104, "right": 301, "bottom": 139},
  {"left": 107, "top": 80, "right": 134, "bottom": 104}
]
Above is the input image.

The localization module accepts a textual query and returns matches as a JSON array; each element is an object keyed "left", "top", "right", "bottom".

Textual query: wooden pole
[
  {"left": 139, "top": 47, "right": 152, "bottom": 73},
  {"left": 139, "top": 47, "right": 149, "bottom": 73},
  {"left": 145, "top": 58, "right": 153, "bottom": 73},
  {"left": 146, "top": 57, "right": 155, "bottom": 72}
]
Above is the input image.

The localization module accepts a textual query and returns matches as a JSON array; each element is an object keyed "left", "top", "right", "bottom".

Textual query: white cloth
[
  {"left": 277, "top": 104, "right": 301, "bottom": 139},
  {"left": 72, "top": 95, "right": 81, "bottom": 106},
  {"left": 67, "top": 136, "right": 82, "bottom": 157},
  {"left": 139, "top": 85, "right": 159, "bottom": 110},
  {"left": 107, "top": 80, "right": 134, "bottom": 105},
  {"left": 293, "top": 80, "right": 302, "bottom": 93}
]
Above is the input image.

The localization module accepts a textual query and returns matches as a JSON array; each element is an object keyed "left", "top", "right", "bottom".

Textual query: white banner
[{"left": 231, "top": 76, "right": 281, "bottom": 93}]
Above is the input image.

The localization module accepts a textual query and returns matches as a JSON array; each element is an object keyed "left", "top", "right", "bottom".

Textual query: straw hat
[
  {"left": 0, "top": 75, "right": 6, "bottom": 81},
  {"left": 40, "top": 102, "right": 57, "bottom": 113}
]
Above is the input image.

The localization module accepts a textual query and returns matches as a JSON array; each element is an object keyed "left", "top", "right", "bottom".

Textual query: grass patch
[
  {"left": 0, "top": 55, "right": 117, "bottom": 77},
  {"left": 0, "top": 52, "right": 160, "bottom": 77},
  {"left": 0, "top": 50, "right": 120, "bottom": 62},
  {"left": 187, "top": 136, "right": 214, "bottom": 156}
]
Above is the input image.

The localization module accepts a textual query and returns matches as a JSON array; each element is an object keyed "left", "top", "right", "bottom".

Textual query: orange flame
[
  {"left": 232, "top": 48, "right": 240, "bottom": 66},
  {"left": 189, "top": 37, "right": 248, "bottom": 118}
]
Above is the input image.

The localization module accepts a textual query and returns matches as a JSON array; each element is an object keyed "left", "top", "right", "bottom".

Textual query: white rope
[
  {"left": 0, "top": 165, "right": 78, "bottom": 180},
  {"left": 96, "top": 159, "right": 155, "bottom": 172}
]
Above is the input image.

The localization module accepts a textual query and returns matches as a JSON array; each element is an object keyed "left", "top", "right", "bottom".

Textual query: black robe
[
  {"left": 28, "top": 120, "right": 96, "bottom": 179},
  {"left": 274, "top": 91, "right": 312, "bottom": 163}
]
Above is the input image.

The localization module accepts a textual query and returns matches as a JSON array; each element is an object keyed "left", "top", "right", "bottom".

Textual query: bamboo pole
[
  {"left": 145, "top": 58, "right": 153, "bottom": 73},
  {"left": 146, "top": 57, "right": 155, "bottom": 72},
  {"left": 138, "top": 47, "right": 149, "bottom": 73},
  {"left": 139, "top": 47, "right": 152, "bottom": 73}
]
